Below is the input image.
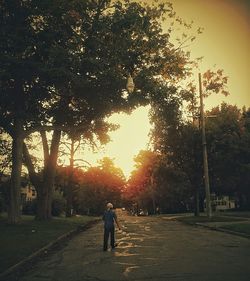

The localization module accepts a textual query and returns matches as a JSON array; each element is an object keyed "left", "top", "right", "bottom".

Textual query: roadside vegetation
[
  {"left": 176, "top": 212, "right": 250, "bottom": 237},
  {"left": 221, "top": 223, "right": 250, "bottom": 236},
  {"left": 176, "top": 215, "right": 245, "bottom": 224},
  {"left": 0, "top": 214, "right": 99, "bottom": 273}
]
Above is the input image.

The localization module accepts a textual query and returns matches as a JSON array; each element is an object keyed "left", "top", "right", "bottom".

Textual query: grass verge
[
  {"left": 220, "top": 223, "right": 250, "bottom": 236},
  {"left": 176, "top": 215, "right": 244, "bottom": 225},
  {"left": 214, "top": 211, "right": 250, "bottom": 219},
  {"left": 0, "top": 214, "right": 99, "bottom": 273},
  {"left": 176, "top": 215, "right": 250, "bottom": 237}
]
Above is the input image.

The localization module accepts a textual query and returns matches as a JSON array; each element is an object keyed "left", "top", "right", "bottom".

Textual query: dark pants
[{"left": 103, "top": 226, "right": 115, "bottom": 250}]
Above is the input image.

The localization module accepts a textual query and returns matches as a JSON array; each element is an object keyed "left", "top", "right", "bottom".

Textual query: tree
[
  {"left": 124, "top": 150, "right": 159, "bottom": 214},
  {"left": 0, "top": 0, "right": 86, "bottom": 223},
  {"left": 1, "top": 0, "right": 192, "bottom": 222},
  {"left": 56, "top": 122, "right": 116, "bottom": 217},
  {"left": 206, "top": 104, "right": 250, "bottom": 209},
  {"left": 74, "top": 158, "right": 125, "bottom": 215},
  {"left": 0, "top": 131, "right": 12, "bottom": 180},
  {"left": 148, "top": 68, "right": 230, "bottom": 215}
]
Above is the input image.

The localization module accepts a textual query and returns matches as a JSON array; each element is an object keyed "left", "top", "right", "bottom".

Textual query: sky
[{"left": 81, "top": 0, "right": 250, "bottom": 178}]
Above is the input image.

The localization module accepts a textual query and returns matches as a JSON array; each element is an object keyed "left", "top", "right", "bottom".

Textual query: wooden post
[{"left": 199, "top": 73, "right": 212, "bottom": 218}]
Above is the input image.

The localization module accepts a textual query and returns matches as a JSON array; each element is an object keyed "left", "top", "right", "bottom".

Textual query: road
[{"left": 18, "top": 211, "right": 250, "bottom": 281}]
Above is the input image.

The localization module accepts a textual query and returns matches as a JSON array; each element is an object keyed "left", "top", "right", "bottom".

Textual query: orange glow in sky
[
  {"left": 82, "top": 106, "right": 151, "bottom": 178},
  {"left": 82, "top": 0, "right": 250, "bottom": 178}
]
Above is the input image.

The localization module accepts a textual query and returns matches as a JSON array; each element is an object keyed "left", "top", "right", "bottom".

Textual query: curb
[{"left": 0, "top": 219, "right": 101, "bottom": 281}]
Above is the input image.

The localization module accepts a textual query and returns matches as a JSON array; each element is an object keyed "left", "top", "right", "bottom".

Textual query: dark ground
[{"left": 9, "top": 210, "right": 250, "bottom": 281}]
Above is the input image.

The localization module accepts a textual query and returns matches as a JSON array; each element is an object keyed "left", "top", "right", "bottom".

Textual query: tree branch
[
  {"left": 40, "top": 131, "right": 49, "bottom": 166},
  {"left": 73, "top": 140, "right": 81, "bottom": 154},
  {"left": 24, "top": 124, "right": 88, "bottom": 138},
  {"left": 22, "top": 143, "right": 41, "bottom": 189}
]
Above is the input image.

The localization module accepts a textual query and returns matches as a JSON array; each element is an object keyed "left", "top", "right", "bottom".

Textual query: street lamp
[
  {"left": 199, "top": 73, "right": 212, "bottom": 218},
  {"left": 126, "top": 73, "right": 135, "bottom": 94}
]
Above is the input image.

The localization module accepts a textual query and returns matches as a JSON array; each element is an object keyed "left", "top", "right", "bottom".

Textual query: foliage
[
  {"left": 56, "top": 157, "right": 125, "bottom": 215},
  {"left": 0, "top": 0, "right": 193, "bottom": 135},
  {"left": 0, "top": 178, "right": 10, "bottom": 213},
  {"left": 125, "top": 150, "right": 158, "bottom": 212},
  {"left": 0, "top": 0, "right": 198, "bottom": 222},
  {"left": 206, "top": 104, "right": 250, "bottom": 209},
  {"left": 148, "top": 67, "right": 232, "bottom": 214},
  {"left": 0, "top": 132, "right": 12, "bottom": 178},
  {"left": 150, "top": 97, "right": 250, "bottom": 213},
  {"left": 153, "top": 163, "right": 193, "bottom": 213},
  {"left": 75, "top": 158, "right": 125, "bottom": 215},
  {"left": 0, "top": 194, "right": 5, "bottom": 213},
  {"left": 125, "top": 150, "right": 193, "bottom": 213},
  {"left": 22, "top": 200, "right": 37, "bottom": 216},
  {"left": 202, "top": 69, "right": 229, "bottom": 97}
]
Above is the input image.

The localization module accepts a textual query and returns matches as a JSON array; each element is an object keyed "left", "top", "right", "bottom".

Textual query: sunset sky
[{"left": 81, "top": 0, "right": 250, "bottom": 178}]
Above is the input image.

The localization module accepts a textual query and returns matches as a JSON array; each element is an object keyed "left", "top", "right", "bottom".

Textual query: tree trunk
[
  {"left": 36, "top": 130, "right": 61, "bottom": 220},
  {"left": 66, "top": 139, "right": 75, "bottom": 217},
  {"left": 36, "top": 172, "right": 54, "bottom": 220},
  {"left": 8, "top": 122, "right": 23, "bottom": 224},
  {"left": 151, "top": 192, "right": 156, "bottom": 215},
  {"left": 194, "top": 186, "right": 200, "bottom": 216}
]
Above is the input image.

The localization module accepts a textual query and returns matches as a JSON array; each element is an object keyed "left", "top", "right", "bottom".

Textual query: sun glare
[
  {"left": 82, "top": 106, "right": 151, "bottom": 178},
  {"left": 64, "top": 0, "right": 249, "bottom": 180}
]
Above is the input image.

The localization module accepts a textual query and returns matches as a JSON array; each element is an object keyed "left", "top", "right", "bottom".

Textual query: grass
[
  {"left": 176, "top": 213, "right": 250, "bottom": 237},
  {"left": 214, "top": 211, "right": 250, "bottom": 218},
  {"left": 220, "top": 223, "right": 250, "bottom": 236},
  {"left": 0, "top": 214, "right": 99, "bottom": 274},
  {"left": 176, "top": 215, "right": 244, "bottom": 225}
]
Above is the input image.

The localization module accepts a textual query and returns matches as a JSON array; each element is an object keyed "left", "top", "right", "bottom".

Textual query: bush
[
  {"left": 0, "top": 194, "right": 5, "bottom": 213},
  {"left": 0, "top": 183, "right": 9, "bottom": 213},
  {"left": 52, "top": 191, "right": 66, "bottom": 217},
  {"left": 22, "top": 200, "right": 37, "bottom": 215}
]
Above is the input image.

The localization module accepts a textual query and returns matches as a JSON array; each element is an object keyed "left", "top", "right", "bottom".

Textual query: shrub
[
  {"left": 0, "top": 194, "right": 5, "bottom": 213},
  {"left": 22, "top": 200, "right": 37, "bottom": 215}
]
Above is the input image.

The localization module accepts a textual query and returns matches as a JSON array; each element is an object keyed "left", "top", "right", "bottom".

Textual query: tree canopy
[{"left": 3, "top": 0, "right": 193, "bottom": 222}]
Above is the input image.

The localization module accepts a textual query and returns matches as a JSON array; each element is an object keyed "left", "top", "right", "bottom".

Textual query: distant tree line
[{"left": 0, "top": 157, "right": 124, "bottom": 216}]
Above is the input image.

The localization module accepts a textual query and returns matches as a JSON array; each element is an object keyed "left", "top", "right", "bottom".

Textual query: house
[
  {"left": 0, "top": 174, "right": 37, "bottom": 205},
  {"left": 21, "top": 183, "right": 37, "bottom": 205},
  {"left": 204, "top": 193, "right": 236, "bottom": 211}
]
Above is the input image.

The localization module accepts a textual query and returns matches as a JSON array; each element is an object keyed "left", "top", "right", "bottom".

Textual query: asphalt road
[{"left": 18, "top": 211, "right": 250, "bottom": 281}]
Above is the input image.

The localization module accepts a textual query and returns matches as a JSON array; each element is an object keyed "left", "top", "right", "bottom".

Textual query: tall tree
[
  {"left": 206, "top": 104, "right": 250, "bottom": 209},
  {"left": 125, "top": 150, "right": 160, "bottom": 214},
  {"left": 1, "top": 0, "right": 192, "bottom": 222},
  {"left": 149, "top": 69, "right": 229, "bottom": 215}
]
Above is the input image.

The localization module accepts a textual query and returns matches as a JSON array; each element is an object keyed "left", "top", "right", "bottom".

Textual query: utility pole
[{"left": 199, "top": 73, "right": 212, "bottom": 218}]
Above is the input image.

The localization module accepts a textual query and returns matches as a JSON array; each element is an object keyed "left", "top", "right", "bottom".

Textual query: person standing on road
[{"left": 102, "top": 202, "right": 121, "bottom": 251}]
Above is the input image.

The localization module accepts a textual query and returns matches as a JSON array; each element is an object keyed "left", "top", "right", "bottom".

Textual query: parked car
[{"left": 138, "top": 209, "right": 148, "bottom": 216}]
